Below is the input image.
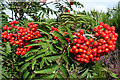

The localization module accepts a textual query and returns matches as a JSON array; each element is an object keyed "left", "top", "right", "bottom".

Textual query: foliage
[{"left": 1, "top": 1, "right": 120, "bottom": 80}]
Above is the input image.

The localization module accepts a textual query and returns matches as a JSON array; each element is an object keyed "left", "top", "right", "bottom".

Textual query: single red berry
[
  {"left": 94, "top": 33, "right": 99, "bottom": 37},
  {"left": 99, "top": 22, "right": 104, "bottom": 25},
  {"left": 79, "top": 29, "right": 84, "bottom": 34},
  {"left": 98, "top": 25, "right": 103, "bottom": 29}
]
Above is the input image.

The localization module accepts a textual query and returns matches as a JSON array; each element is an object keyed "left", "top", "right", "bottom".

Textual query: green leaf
[
  {"left": 110, "top": 72, "right": 119, "bottom": 79},
  {"left": 28, "top": 74, "right": 35, "bottom": 80},
  {"left": 21, "top": 62, "right": 30, "bottom": 72},
  {"left": 34, "top": 22, "right": 50, "bottom": 26},
  {"left": 59, "top": 13, "right": 75, "bottom": 17},
  {"left": 63, "top": 55, "right": 69, "bottom": 64},
  {"left": 55, "top": 45, "right": 62, "bottom": 50},
  {"left": 24, "top": 49, "right": 38, "bottom": 56},
  {"left": 18, "top": 61, "right": 24, "bottom": 65},
  {"left": 32, "top": 60, "right": 36, "bottom": 70},
  {"left": 25, "top": 43, "right": 39, "bottom": 47},
  {"left": 34, "top": 64, "right": 58, "bottom": 74},
  {"left": 58, "top": 26, "right": 64, "bottom": 35},
  {"left": 25, "top": 55, "right": 35, "bottom": 62},
  {"left": 53, "top": 31, "right": 68, "bottom": 44},
  {"left": 87, "top": 72, "right": 92, "bottom": 79},
  {"left": 40, "top": 59, "right": 45, "bottom": 69},
  {"left": 40, "top": 74, "right": 55, "bottom": 78},
  {"left": 102, "top": 68, "right": 119, "bottom": 79},
  {"left": 31, "top": 38, "right": 45, "bottom": 42},
  {"left": 67, "top": 45, "right": 71, "bottom": 57},
  {"left": 37, "top": 48, "right": 48, "bottom": 55},
  {"left": 49, "top": 45, "right": 57, "bottom": 54},
  {"left": 44, "top": 59, "right": 50, "bottom": 66},
  {"left": 80, "top": 69, "right": 89, "bottom": 78},
  {"left": 23, "top": 70, "right": 29, "bottom": 79},
  {"left": 44, "top": 55, "right": 61, "bottom": 60},
  {"left": 33, "top": 53, "right": 45, "bottom": 60},
  {"left": 60, "top": 65, "right": 69, "bottom": 78},
  {"left": 60, "top": 15, "right": 75, "bottom": 21},
  {"left": 37, "top": 29, "right": 50, "bottom": 36},
  {"left": 76, "top": 21, "right": 86, "bottom": 24},
  {"left": 52, "top": 40, "right": 58, "bottom": 44},
  {"left": 64, "top": 26, "right": 73, "bottom": 40},
  {"left": 71, "top": 73, "right": 78, "bottom": 78},
  {"left": 5, "top": 42, "right": 11, "bottom": 53},
  {"left": 56, "top": 74, "right": 64, "bottom": 79},
  {"left": 62, "top": 21, "right": 74, "bottom": 25}
]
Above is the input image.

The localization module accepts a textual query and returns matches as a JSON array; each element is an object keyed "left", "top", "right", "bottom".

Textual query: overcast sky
[{"left": 3, "top": 0, "right": 120, "bottom": 19}]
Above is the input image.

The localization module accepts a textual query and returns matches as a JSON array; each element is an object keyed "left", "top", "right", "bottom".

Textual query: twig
[
  {"left": 83, "top": 34, "right": 97, "bottom": 39},
  {"left": 74, "top": 17, "right": 76, "bottom": 32}
]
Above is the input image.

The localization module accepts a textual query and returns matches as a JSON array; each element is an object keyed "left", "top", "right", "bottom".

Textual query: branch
[{"left": 83, "top": 34, "right": 97, "bottom": 39}]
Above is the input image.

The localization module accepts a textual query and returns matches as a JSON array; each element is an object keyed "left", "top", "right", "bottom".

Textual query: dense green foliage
[{"left": 1, "top": 1, "right": 120, "bottom": 79}]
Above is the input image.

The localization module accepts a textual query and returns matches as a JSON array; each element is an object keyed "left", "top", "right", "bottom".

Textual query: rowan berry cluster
[
  {"left": 1, "top": 21, "right": 41, "bottom": 56},
  {"left": 50, "top": 26, "right": 59, "bottom": 40},
  {"left": 70, "top": 22, "right": 118, "bottom": 63}
]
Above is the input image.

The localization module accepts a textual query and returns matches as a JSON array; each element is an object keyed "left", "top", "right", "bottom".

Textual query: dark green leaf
[
  {"left": 21, "top": 62, "right": 30, "bottom": 72},
  {"left": 28, "top": 74, "right": 35, "bottom": 80},
  {"left": 37, "top": 48, "right": 48, "bottom": 55},
  {"left": 71, "top": 73, "right": 78, "bottom": 78},
  {"left": 44, "top": 59, "right": 50, "bottom": 66},
  {"left": 53, "top": 31, "right": 68, "bottom": 44},
  {"left": 37, "top": 29, "right": 50, "bottom": 36},
  {"left": 23, "top": 70, "right": 29, "bottom": 79},
  {"left": 25, "top": 55, "right": 35, "bottom": 62},
  {"left": 67, "top": 45, "right": 71, "bottom": 57},
  {"left": 44, "top": 55, "right": 61, "bottom": 60},
  {"left": 32, "top": 60, "right": 36, "bottom": 70},
  {"left": 31, "top": 38, "right": 45, "bottom": 42},
  {"left": 87, "top": 72, "right": 92, "bottom": 79},
  {"left": 64, "top": 26, "right": 73, "bottom": 40},
  {"left": 58, "top": 26, "right": 64, "bottom": 35},
  {"left": 24, "top": 49, "right": 38, "bottom": 56},
  {"left": 55, "top": 45, "right": 62, "bottom": 50},
  {"left": 56, "top": 74, "right": 64, "bottom": 79},
  {"left": 110, "top": 72, "right": 119, "bottom": 79},
  {"left": 80, "top": 69, "right": 89, "bottom": 78},
  {"left": 60, "top": 65, "right": 69, "bottom": 78},
  {"left": 5, "top": 42, "right": 11, "bottom": 53},
  {"left": 40, "top": 74, "right": 55, "bottom": 78},
  {"left": 40, "top": 59, "right": 45, "bottom": 69},
  {"left": 49, "top": 45, "right": 57, "bottom": 54},
  {"left": 63, "top": 55, "right": 69, "bottom": 64},
  {"left": 25, "top": 43, "right": 39, "bottom": 47},
  {"left": 34, "top": 64, "right": 58, "bottom": 74},
  {"left": 33, "top": 53, "right": 45, "bottom": 60},
  {"left": 52, "top": 40, "right": 58, "bottom": 44}
]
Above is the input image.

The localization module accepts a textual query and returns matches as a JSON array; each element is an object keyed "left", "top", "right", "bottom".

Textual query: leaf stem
[{"left": 74, "top": 17, "right": 76, "bottom": 32}]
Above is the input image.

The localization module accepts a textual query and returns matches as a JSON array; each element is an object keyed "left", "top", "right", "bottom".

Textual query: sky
[{"left": 3, "top": 0, "right": 120, "bottom": 19}]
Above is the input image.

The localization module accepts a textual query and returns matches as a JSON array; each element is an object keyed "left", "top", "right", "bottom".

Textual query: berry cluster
[
  {"left": 50, "top": 26, "right": 59, "bottom": 40},
  {"left": 70, "top": 22, "right": 118, "bottom": 63},
  {"left": 1, "top": 21, "right": 41, "bottom": 56}
]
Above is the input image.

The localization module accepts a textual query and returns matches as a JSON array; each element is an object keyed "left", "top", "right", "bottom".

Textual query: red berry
[
  {"left": 76, "top": 32, "right": 81, "bottom": 37},
  {"left": 79, "top": 29, "right": 84, "bottom": 34},
  {"left": 99, "top": 22, "right": 104, "bottom": 25},
  {"left": 72, "top": 46, "right": 77, "bottom": 50},
  {"left": 7, "top": 27, "right": 11, "bottom": 30},
  {"left": 15, "top": 21, "right": 19, "bottom": 24},
  {"left": 89, "top": 38, "right": 93, "bottom": 43},
  {"left": 98, "top": 25, "right": 103, "bottom": 29},
  {"left": 94, "top": 33, "right": 99, "bottom": 37}
]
